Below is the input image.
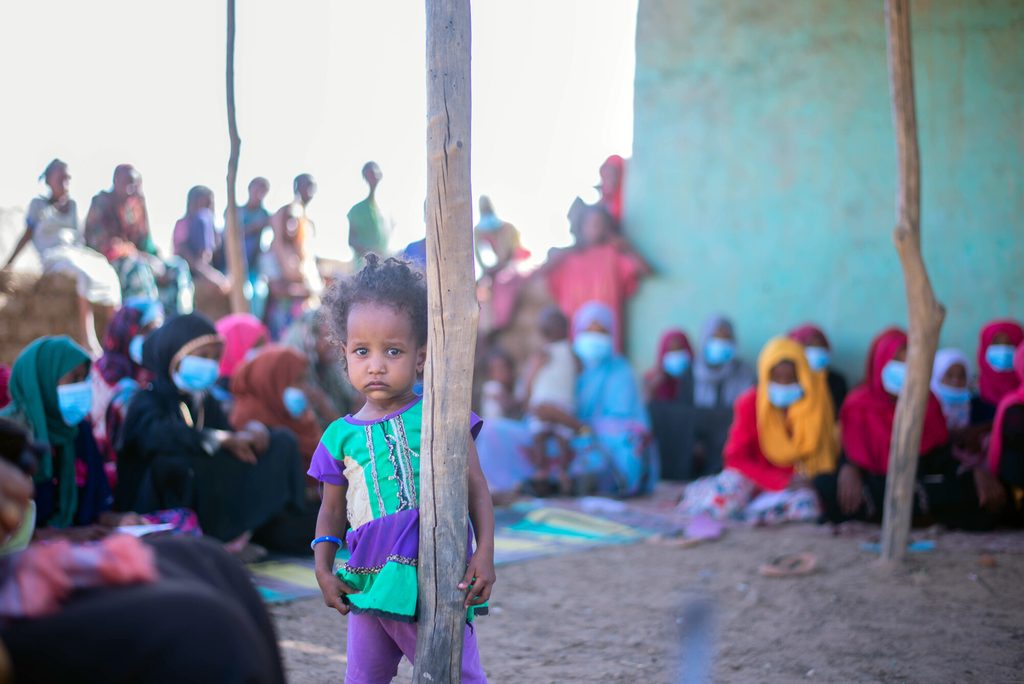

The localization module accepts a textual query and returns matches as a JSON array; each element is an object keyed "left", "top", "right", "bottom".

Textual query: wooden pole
[
  {"left": 412, "top": 0, "right": 475, "bottom": 681},
  {"left": 223, "top": 0, "right": 248, "bottom": 313},
  {"left": 879, "top": 0, "right": 946, "bottom": 564}
]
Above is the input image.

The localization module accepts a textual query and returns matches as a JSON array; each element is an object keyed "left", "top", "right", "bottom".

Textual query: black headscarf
[{"left": 143, "top": 313, "right": 221, "bottom": 390}]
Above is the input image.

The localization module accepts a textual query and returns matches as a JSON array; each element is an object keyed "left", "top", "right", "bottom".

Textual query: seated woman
[
  {"left": 118, "top": 314, "right": 304, "bottom": 549},
  {"left": 645, "top": 329, "right": 698, "bottom": 481},
  {"left": 477, "top": 301, "right": 656, "bottom": 497},
  {"left": 2, "top": 160, "right": 122, "bottom": 354},
  {"left": 825, "top": 328, "right": 1003, "bottom": 529},
  {"left": 679, "top": 337, "right": 837, "bottom": 524},
  {"left": 988, "top": 345, "right": 1024, "bottom": 525},
  {"left": 975, "top": 319, "right": 1024, "bottom": 422},
  {"left": 690, "top": 315, "right": 756, "bottom": 475},
  {"left": 213, "top": 312, "right": 270, "bottom": 408},
  {"left": 0, "top": 427, "right": 286, "bottom": 684},
  {"left": 229, "top": 345, "right": 323, "bottom": 499},
  {"left": 90, "top": 298, "right": 165, "bottom": 487},
  {"left": 1, "top": 336, "right": 115, "bottom": 533},
  {"left": 787, "top": 323, "right": 848, "bottom": 411},
  {"left": 930, "top": 348, "right": 993, "bottom": 471},
  {"left": 281, "top": 308, "right": 359, "bottom": 426}
]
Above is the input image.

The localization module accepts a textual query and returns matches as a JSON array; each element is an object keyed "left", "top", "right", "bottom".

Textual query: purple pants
[{"left": 345, "top": 613, "right": 487, "bottom": 684}]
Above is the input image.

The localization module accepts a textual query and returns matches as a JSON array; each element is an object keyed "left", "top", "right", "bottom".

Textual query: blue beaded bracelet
[{"left": 310, "top": 535, "right": 343, "bottom": 550}]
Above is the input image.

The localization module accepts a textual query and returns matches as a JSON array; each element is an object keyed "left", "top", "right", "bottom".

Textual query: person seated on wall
[
  {"left": 229, "top": 345, "right": 323, "bottom": 501},
  {"left": 2, "top": 159, "right": 122, "bottom": 355},
  {"left": 118, "top": 314, "right": 305, "bottom": 557},
  {"left": 644, "top": 329, "right": 699, "bottom": 481},
  {"left": 987, "top": 344, "right": 1024, "bottom": 526},
  {"left": 973, "top": 319, "right": 1024, "bottom": 423},
  {"left": 787, "top": 323, "right": 848, "bottom": 412},
  {"left": 0, "top": 420, "right": 287, "bottom": 684},
  {"left": 690, "top": 314, "right": 756, "bottom": 476},
  {"left": 679, "top": 337, "right": 837, "bottom": 525},
  {"left": 84, "top": 164, "right": 194, "bottom": 316},
  {"left": 0, "top": 336, "right": 196, "bottom": 539},
  {"left": 819, "top": 328, "right": 1005, "bottom": 530},
  {"left": 475, "top": 302, "right": 657, "bottom": 498},
  {"left": 173, "top": 186, "right": 232, "bottom": 321}
]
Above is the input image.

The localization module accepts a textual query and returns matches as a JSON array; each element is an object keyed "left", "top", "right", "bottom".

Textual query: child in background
[
  {"left": 308, "top": 255, "right": 494, "bottom": 683},
  {"left": 480, "top": 348, "right": 517, "bottom": 421},
  {"left": 521, "top": 306, "right": 578, "bottom": 495}
]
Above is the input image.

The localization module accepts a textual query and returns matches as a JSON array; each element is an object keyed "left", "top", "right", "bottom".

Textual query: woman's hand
[
  {"left": 242, "top": 422, "right": 271, "bottom": 454},
  {"left": 315, "top": 567, "right": 359, "bottom": 615},
  {"left": 973, "top": 467, "right": 1007, "bottom": 513},
  {"left": 0, "top": 461, "right": 33, "bottom": 538},
  {"left": 222, "top": 434, "right": 258, "bottom": 464},
  {"left": 837, "top": 463, "right": 864, "bottom": 516},
  {"left": 459, "top": 547, "right": 496, "bottom": 609}
]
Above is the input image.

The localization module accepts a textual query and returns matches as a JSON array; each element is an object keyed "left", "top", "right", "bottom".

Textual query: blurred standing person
[
  {"left": 596, "top": 155, "right": 626, "bottom": 224},
  {"left": 232, "top": 177, "right": 272, "bottom": 318},
  {"left": 173, "top": 185, "right": 232, "bottom": 320},
  {"left": 346, "top": 161, "right": 390, "bottom": 269},
  {"left": 84, "top": 164, "right": 193, "bottom": 314},
  {"left": 2, "top": 159, "right": 121, "bottom": 354},
  {"left": 266, "top": 174, "right": 322, "bottom": 339}
]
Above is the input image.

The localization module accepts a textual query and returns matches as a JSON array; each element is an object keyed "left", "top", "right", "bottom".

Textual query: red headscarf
[
  {"left": 598, "top": 155, "right": 626, "bottom": 223},
  {"left": 787, "top": 324, "right": 830, "bottom": 349},
  {"left": 977, "top": 319, "right": 1024, "bottom": 405},
  {"left": 230, "top": 345, "right": 322, "bottom": 461},
  {"left": 988, "top": 344, "right": 1024, "bottom": 475},
  {"left": 645, "top": 329, "right": 693, "bottom": 401},
  {"left": 215, "top": 313, "right": 269, "bottom": 379},
  {"left": 839, "top": 328, "right": 948, "bottom": 475}
]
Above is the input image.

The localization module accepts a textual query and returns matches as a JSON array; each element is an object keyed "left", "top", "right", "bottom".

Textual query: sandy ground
[{"left": 271, "top": 519, "right": 1024, "bottom": 683}]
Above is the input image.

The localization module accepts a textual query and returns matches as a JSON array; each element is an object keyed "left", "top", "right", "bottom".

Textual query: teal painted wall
[{"left": 626, "top": 0, "right": 1023, "bottom": 381}]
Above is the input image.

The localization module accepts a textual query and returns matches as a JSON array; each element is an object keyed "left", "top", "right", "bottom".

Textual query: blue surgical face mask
[
  {"left": 573, "top": 331, "right": 614, "bottom": 366},
  {"left": 767, "top": 382, "right": 804, "bottom": 408},
  {"left": 282, "top": 386, "right": 308, "bottom": 418},
  {"left": 704, "top": 338, "right": 735, "bottom": 366},
  {"left": 662, "top": 350, "right": 691, "bottom": 377},
  {"left": 934, "top": 383, "right": 971, "bottom": 406},
  {"left": 804, "top": 346, "right": 830, "bottom": 372},
  {"left": 881, "top": 360, "right": 906, "bottom": 396},
  {"left": 986, "top": 344, "right": 1016, "bottom": 372},
  {"left": 57, "top": 380, "right": 93, "bottom": 427},
  {"left": 129, "top": 335, "right": 145, "bottom": 365},
  {"left": 172, "top": 355, "right": 220, "bottom": 394}
]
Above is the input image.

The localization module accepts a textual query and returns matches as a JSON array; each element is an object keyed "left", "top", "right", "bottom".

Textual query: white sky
[{"left": 0, "top": 1, "right": 637, "bottom": 265}]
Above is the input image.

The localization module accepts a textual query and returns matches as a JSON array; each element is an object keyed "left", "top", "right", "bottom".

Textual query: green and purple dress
[{"left": 308, "top": 398, "right": 485, "bottom": 622}]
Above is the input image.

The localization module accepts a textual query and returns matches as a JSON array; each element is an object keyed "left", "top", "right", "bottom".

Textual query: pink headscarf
[
  {"left": 787, "top": 324, "right": 830, "bottom": 349},
  {"left": 987, "top": 344, "right": 1024, "bottom": 476},
  {"left": 215, "top": 313, "right": 269, "bottom": 379},
  {"left": 977, "top": 319, "right": 1024, "bottom": 405}
]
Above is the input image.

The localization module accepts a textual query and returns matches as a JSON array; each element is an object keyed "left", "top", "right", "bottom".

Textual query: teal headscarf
[{"left": 3, "top": 336, "right": 91, "bottom": 528}]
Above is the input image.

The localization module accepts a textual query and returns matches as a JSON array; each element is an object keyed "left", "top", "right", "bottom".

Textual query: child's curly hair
[{"left": 323, "top": 253, "right": 428, "bottom": 346}]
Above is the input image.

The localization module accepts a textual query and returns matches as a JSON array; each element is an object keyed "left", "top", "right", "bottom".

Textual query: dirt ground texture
[{"left": 270, "top": 520, "right": 1024, "bottom": 683}]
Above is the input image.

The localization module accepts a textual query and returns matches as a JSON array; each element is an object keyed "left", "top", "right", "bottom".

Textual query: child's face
[
  {"left": 580, "top": 211, "right": 611, "bottom": 247},
  {"left": 343, "top": 303, "right": 425, "bottom": 405}
]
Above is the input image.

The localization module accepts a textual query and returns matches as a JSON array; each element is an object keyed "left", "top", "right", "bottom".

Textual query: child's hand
[
  {"left": 315, "top": 568, "right": 359, "bottom": 615},
  {"left": 459, "top": 550, "right": 496, "bottom": 608}
]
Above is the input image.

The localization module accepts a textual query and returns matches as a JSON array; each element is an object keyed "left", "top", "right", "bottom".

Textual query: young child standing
[
  {"left": 308, "top": 255, "right": 495, "bottom": 684},
  {"left": 521, "top": 306, "right": 578, "bottom": 494}
]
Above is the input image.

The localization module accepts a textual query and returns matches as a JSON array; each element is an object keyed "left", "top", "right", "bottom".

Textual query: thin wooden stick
[
  {"left": 223, "top": 0, "right": 248, "bottom": 313},
  {"left": 413, "top": 0, "right": 476, "bottom": 681},
  {"left": 880, "top": 0, "right": 946, "bottom": 564}
]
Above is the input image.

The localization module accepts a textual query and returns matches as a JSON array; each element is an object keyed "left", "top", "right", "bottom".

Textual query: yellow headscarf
[{"left": 756, "top": 337, "right": 838, "bottom": 477}]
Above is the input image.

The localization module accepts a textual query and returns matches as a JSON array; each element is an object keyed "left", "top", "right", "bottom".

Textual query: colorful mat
[{"left": 251, "top": 501, "right": 661, "bottom": 604}]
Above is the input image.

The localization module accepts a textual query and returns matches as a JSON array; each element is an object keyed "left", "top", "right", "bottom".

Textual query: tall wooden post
[
  {"left": 879, "top": 0, "right": 946, "bottom": 564},
  {"left": 413, "top": 0, "right": 475, "bottom": 681},
  {"left": 223, "top": 0, "right": 248, "bottom": 313}
]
